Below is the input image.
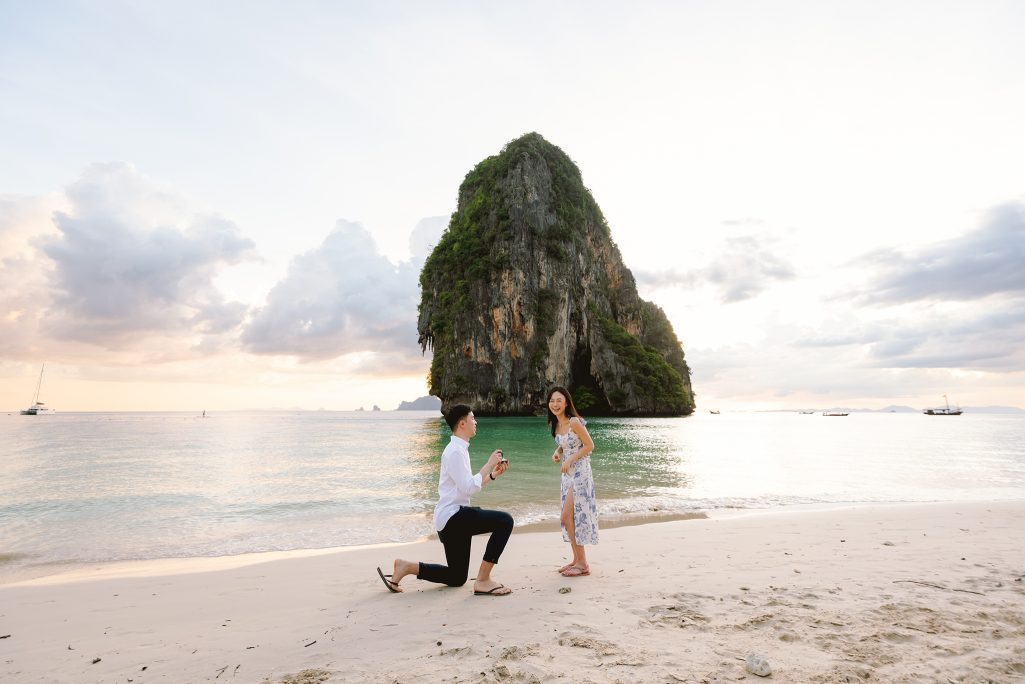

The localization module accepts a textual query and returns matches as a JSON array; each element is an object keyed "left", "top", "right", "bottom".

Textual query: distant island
[
  {"left": 396, "top": 395, "right": 443, "bottom": 411},
  {"left": 777, "top": 405, "right": 1025, "bottom": 415}
]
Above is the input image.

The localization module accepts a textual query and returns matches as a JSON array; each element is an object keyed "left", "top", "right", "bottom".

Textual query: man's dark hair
[{"left": 445, "top": 404, "right": 473, "bottom": 431}]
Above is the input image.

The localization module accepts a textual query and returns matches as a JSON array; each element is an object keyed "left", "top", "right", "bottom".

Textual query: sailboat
[
  {"left": 923, "top": 394, "right": 962, "bottom": 416},
  {"left": 20, "top": 364, "right": 55, "bottom": 415}
]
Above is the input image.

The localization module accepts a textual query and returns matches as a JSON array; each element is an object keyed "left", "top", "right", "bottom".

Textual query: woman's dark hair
[
  {"left": 546, "top": 386, "right": 582, "bottom": 437},
  {"left": 445, "top": 404, "right": 473, "bottom": 431}
]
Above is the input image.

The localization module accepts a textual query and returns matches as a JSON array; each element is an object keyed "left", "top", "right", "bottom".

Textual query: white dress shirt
[{"left": 433, "top": 435, "right": 482, "bottom": 531}]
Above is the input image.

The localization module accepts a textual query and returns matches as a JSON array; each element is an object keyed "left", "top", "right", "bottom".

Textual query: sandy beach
[{"left": 2, "top": 501, "right": 1024, "bottom": 683}]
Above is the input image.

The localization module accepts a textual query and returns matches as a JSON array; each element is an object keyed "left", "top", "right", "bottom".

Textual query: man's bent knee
[{"left": 499, "top": 511, "right": 514, "bottom": 531}]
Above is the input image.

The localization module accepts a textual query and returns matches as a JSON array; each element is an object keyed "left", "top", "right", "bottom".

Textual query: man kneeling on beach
[{"left": 377, "top": 404, "right": 513, "bottom": 596}]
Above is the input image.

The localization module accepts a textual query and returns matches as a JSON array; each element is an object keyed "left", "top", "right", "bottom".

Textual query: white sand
[{"left": 2, "top": 501, "right": 1024, "bottom": 683}]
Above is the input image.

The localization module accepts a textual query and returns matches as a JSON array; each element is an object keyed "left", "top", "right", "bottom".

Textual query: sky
[{"left": 2, "top": 1, "right": 1024, "bottom": 412}]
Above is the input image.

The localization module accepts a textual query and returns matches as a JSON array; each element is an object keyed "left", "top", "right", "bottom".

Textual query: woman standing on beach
[{"left": 547, "top": 386, "right": 599, "bottom": 576}]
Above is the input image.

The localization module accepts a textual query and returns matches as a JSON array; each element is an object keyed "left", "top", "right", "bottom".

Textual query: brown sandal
[{"left": 377, "top": 566, "right": 401, "bottom": 593}]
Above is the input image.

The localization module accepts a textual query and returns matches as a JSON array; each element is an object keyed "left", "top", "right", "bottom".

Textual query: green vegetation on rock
[
  {"left": 418, "top": 132, "right": 695, "bottom": 416},
  {"left": 598, "top": 316, "right": 692, "bottom": 413}
]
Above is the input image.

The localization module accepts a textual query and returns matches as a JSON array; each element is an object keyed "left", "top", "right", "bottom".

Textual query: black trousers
[{"left": 418, "top": 506, "right": 514, "bottom": 587}]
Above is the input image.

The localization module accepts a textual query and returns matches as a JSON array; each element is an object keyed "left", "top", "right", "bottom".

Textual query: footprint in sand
[
  {"left": 643, "top": 603, "right": 711, "bottom": 629},
  {"left": 558, "top": 634, "right": 620, "bottom": 656},
  {"left": 499, "top": 644, "right": 540, "bottom": 660}
]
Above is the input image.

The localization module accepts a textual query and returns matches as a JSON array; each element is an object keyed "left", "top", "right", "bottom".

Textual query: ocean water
[{"left": 2, "top": 410, "right": 1024, "bottom": 579}]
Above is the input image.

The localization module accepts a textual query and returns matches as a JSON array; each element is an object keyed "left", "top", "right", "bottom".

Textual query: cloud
[
  {"left": 863, "top": 304, "right": 1025, "bottom": 371},
  {"left": 241, "top": 217, "right": 445, "bottom": 367},
  {"left": 0, "top": 252, "right": 49, "bottom": 358},
  {"left": 0, "top": 193, "right": 62, "bottom": 358},
  {"left": 636, "top": 233, "right": 795, "bottom": 302},
  {"left": 790, "top": 301, "right": 1025, "bottom": 372},
  {"left": 687, "top": 341, "right": 914, "bottom": 402},
  {"left": 806, "top": 200, "right": 1025, "bottom": 373},
  {"left": 1, "top": 193, "right": 59, "bottom": 251},
  {"left": 863, "top": 201, "right": 1025, "bottom": 304},
  {"left": 795, "top": 328, "right": 880, "bottom": 348},
  {"left": 3, "top": 161, "right": 448, "bottom": 374},
  {"left": 408, "top": 215, "right": 448, "bottom": 263},
  {"left": 34, "top": 163, "right": 256, "bottom": 349}
]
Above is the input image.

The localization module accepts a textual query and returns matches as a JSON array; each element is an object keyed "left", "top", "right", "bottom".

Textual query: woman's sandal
[{"left": 560, "top": 566, "right": 590, "bottom": 577}]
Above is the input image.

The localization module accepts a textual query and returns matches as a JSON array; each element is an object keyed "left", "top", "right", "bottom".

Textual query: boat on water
[
  {"left": 799, "top": 410, "right": 815, "bottom": 414},
  {"left": 20, "top": 364, "right": 55, "bottom": 415},
  {"left": 822, "top": 411, "right": 849, "bottom": 416},
  {"left": 924, "top": 394, "right": 962, "bottom": 416},
  {"left": 709, "top": 410, "right": 720, "bottom": 414}
]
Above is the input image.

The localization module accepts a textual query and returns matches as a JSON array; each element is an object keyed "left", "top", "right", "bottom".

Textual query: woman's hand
[{"left": 560, "top": 457, "right": 572, "bottom": 475}]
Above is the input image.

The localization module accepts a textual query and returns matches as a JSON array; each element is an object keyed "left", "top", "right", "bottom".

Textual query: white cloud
[
  {"left": 0, "top": 193, "right": 62, "bottom": 358},
  {"left": 241, "top": 217, "right": 445, "bottom": 370},
  {"left": 863, "top": 304, "right": 1025, "bottom": 372},
  {"left": 862, "top": 201, "right": 1025, "bottom": 304},
  {"left": 35, "top": 164, "right": 256, "bottom": 350},
  {"left": 408, "top": 215, "right": 448, "bottom": 263},
  {"left": 658, "top": 198, "right": 1025, "bottom": 409},
  {"left": 0, "top": 164, "right": 257, "bottom": 362},
  {"left": 2, "top": 162, "right": 449, "bottom": 382},
  {"left": 637, "top": 233, "right": 796, "bottom": 303}
]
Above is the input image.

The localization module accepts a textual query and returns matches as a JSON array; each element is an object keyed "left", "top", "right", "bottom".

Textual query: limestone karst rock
[{"left": 418, "top": 133, "right": 695, "bottom": 416}]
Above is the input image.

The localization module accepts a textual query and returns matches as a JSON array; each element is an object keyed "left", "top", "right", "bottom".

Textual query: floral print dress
[{"left": 556, "top": 418, "right": 599, "bottom": 545}]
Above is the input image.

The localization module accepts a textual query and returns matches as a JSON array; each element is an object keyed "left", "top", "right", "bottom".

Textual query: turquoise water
[{"left": 1, "top": 410, "right": 1024, "bottom": 578}]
